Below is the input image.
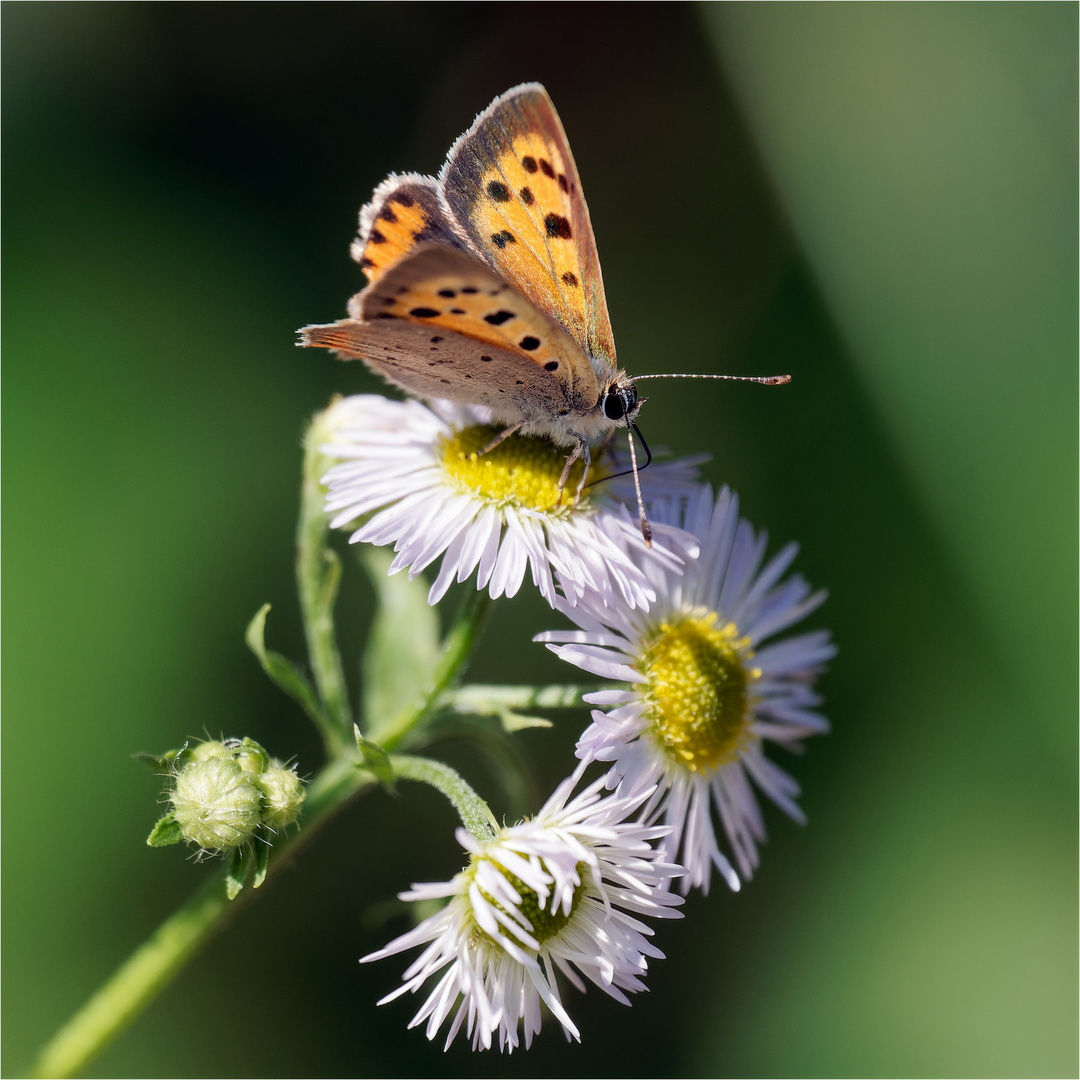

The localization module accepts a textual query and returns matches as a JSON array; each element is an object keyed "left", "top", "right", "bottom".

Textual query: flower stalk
[
  {"left": 28, "top": 415, "right": 494, "bottom": 1078},
  {"left": 297, "top": 411, "right": 354, "bottom": 755},
  {"left": 31, "top": 754, "right": 377, "bottom": 1079}
]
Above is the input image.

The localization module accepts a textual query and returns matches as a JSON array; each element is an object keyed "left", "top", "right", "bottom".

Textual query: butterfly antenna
[
  {"left": 626, "top": 423, "right": 652, "bottom": 548},
  {"left": 633, "top": 373, "right": 791, "bottom": 385}
]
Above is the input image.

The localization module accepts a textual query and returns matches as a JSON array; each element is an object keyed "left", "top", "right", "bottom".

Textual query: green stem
[
  {"left": 29, "top": 588, "right": 493, "bottom": 1078},
  {"left": 391, "top": 754, "right": 499, "bottom": 842},
  {"left": 371, "top": 586, "right": 492, "bottom": 751},
  {"left": 30, "top": 753, "right": 374, "bottom": 1079},
  {"left": 297, "top": 415, "right": 352, "bottom": 754},
  {"left": 31, "top": 873, "right": 231, "bottom": 1080},
  {"left": 32, "top": 413, "right": 499, "bottom": 1078}
]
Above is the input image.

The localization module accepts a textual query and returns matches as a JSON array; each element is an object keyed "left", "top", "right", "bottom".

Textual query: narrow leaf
[
  {"left": 253, "top": 840, "right": 270, "bottom": 889},
  {"left": 496, "top": 709, "right": 553, "bottom": 732},
  {"left": 146, "top": 815, "right": 185, "bottom": 847},
  {"left": 354, "top": 726, "right": 395, "bottom": 789},
  {"left": 225, "top": 847, "right": 247, "bottom": 900},
  {"left": 444, "top": 683, "right": 596, "bottom": 731},
  {"left": 133, "top": 751, "right": 177, "bottom": 773},
  {"left": 244, "top": 604, "right": 327, "bottom": 728}
]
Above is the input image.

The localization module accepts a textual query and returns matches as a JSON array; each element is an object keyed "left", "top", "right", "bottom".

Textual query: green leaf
[
  {"left": 244, "top": 604, "right": 327, "bottom": 729},
  {"left": 354, "top": 726, "right": 395, "bottom": 789},
  {"left": 225, "top": 846, "right": 247, "bottom": 900},
  {"left": 252, "top": 840, "right": 270, "bottom": 889},
  {"left": 445, "top": 683, "right": 596, "bottom": 731},
  {"left": 359, "top": 547, "right": 440, "bottom": 729},
  {"left": 133, "top": 751, "right": 177, "bottom": 772},
  {"left": 146, "top": 815, "right": 185, "bottom": 847}
]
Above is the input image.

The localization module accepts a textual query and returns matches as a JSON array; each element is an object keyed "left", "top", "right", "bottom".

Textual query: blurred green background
[{"left": 4, "top": 3, "right": 1076, "bottom": 1077}]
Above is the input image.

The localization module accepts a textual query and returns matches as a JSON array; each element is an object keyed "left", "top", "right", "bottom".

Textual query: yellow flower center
[
  {"left": 471, "top": 855, "right": 587, "bottom": 947},
  {"left": 642, "top": 610, "right": 759, "bottom": 773},
  {"left": 439, "top": 425, "right": 604, "bottom": 514}
]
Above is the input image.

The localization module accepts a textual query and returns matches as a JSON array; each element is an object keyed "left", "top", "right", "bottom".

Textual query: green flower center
[
  {"left": 471, "top": 855, "right": 587, "bottom": 947},
  {"left": 439, "top": 424, "right": 605, "bottom": 514},
  {"left": 642, "top": 610, "right": 758, "bottom": 773}
]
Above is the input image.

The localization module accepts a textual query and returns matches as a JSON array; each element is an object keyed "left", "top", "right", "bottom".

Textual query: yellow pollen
[
  {"left": 470, "top": 855, "right": 587, "bottom": 947},
  {"left": 643, "top": 610, "right": 756, "bottom": 773},
  {"left": 439, "top": 425, "right": 604, "bottom": 514}
]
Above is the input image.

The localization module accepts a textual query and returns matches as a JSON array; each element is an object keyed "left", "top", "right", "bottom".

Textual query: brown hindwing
[{"left": 302, "top": 244, "right": 601, "bottom": 433}]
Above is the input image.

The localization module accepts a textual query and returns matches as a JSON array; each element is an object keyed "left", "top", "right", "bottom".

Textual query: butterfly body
[{"left": 302, "top": 83, "right": 640, "bottom": 453}]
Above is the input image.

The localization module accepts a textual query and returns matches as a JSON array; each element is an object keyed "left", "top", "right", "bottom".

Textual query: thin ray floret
[
  {"left": 537, "top": 485, "right": 834, "bottom": 894},
  {"left": 362, "top": 765, "right": 684, "bottom": 1051},
  {"left": 318, "top": 394, "right": 698, "bottom": 609}
]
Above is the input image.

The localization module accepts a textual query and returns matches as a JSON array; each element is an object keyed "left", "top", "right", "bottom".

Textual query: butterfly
[{"left": 301, "top": 83, "right": 788, "bottom": 543}]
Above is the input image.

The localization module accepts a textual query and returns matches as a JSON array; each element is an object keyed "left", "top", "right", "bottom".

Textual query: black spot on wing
[
  {"left": 490, "top": 230, "right": 516, "bottom": 249},
  {"left": 484, "top": 310, "right": 515, "bottom": 326},
  {"left": 379, "top": 206, "right": 398, "bottom": 223},
  {"left": 561, "top": 271, "right": 579, "bottom": 287},
  {"left": 411, "top": 225, "right": 445, "bottom": 244},
  {"left": 522, "top": 156, "right": 538, "bottom": 173},
  {"left": 437, "top": 289, "right": 456, "bottom": 298},
  {"left": 370, "top": 229, "right": 387, "bottom": 244},
  {"left": 519, "top": 186, "right": 534, "bottom": 205},
  {"left": 558, "top": 173, "right": 569, "bottom": 193},
  {"left": 544, "top": 361, "right": 559, "bottom": 371},
  {"left": 461, "top": 286, "right": 479, "bottom": 294},
  {"left": 409, "top": 307, "right": 439, "bottom": 318},
  {"left": 539, "top": 158, "right": 555, "bottom": 179},
  {"left": 480, "top": 355, "right": 493, "bottom": 362},
  {"left": 519, "top": 336, "right": 540, "bottom": 351},
  {"left": 450, "top": 307, "right": 466, "bottom": 314},
  {"left": 487, "top": 181, "right": 512, "bottom": 202},
  {"left": 545, "top": 214, "right": 572, "bottom": 240},
  {"left": 396, "top": 194, "right": 415, "bottom": 208},
  {"left": 430, "top": 336, "right": 443, "bottom": 343}
]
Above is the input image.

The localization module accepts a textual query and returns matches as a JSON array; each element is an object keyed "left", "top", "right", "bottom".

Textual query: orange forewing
[{"left": 439, "top": 85, "right": 617, "bottom": 369}]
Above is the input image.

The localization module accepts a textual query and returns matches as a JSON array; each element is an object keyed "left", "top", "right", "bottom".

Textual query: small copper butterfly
[{"left": 301, "top": 83, "right": 788, "bottom": 542}]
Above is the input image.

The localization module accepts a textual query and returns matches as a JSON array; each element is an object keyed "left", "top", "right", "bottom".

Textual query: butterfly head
[{"left": 600, "top": 375, "right": 643, "bottom": 427}]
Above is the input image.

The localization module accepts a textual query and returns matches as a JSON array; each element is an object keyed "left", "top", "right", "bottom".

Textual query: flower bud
[
  {"left": 257, "top": 760, "right": 306, "bottom": 831},
  {"left": 187, "top": 739, "right": 228, "bottom": 762},
  {"left": 171, "top": 756, "right": 262, "bottom": 851},
  {"left": 227, "top": 736, "right": 269, "bottom": 776}
]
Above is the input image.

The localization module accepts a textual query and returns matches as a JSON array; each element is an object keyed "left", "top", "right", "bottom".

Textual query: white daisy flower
[
  {"left": 317, "top": 394, "right": 696, "bottom": 608},
  {"left": 537, "top": 485, "right": 835, "bottom": 895},
  {"left": 361, "top": 766, "right": 684, "bottom": 1052}
]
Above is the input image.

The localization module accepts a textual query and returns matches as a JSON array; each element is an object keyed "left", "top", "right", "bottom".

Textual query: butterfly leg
[
  {"left": 555, "top": 439, "right": 591, "bottom": 508},
  {"left": 475, "top": 421, "right": 526, "bottom": 458}
]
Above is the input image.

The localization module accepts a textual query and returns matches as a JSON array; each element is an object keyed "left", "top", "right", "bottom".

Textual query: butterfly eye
[{"left": 602, "top": 384, "right": 637, "bottom": 421}]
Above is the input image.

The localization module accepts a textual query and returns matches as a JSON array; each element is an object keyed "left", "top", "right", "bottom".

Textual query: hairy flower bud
[
  {"left": 171, "top": 756, "right": 262, "bottom": 851},
  {"left": 228, "top": 736, "right": 269, "bottom": 776},
  {"left": 187, "top": 739, "right": 228, "bottom": 762},
  {"left": 257, "top": 760, "right": 306, "bottom": 831}
]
